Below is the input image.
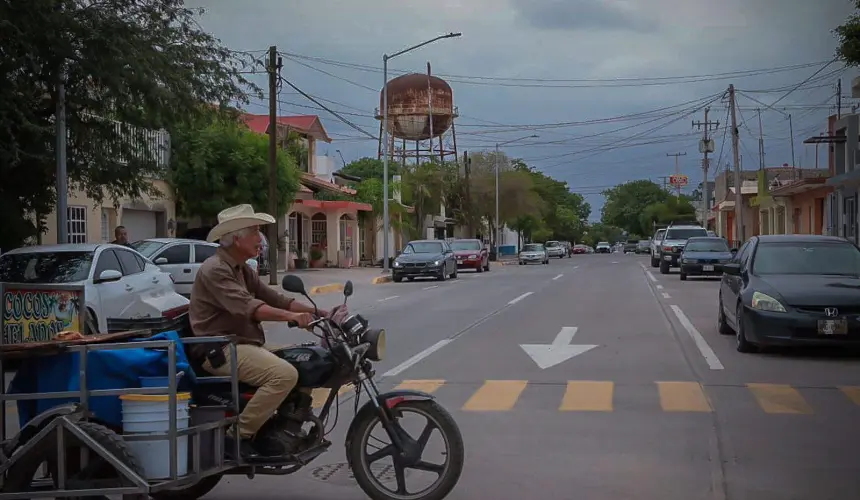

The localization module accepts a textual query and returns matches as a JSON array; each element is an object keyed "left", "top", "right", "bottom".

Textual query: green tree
[
  {"left": 582, "top": 222, "right": 624, "bottom": 247},
  {"left": 836, "top": 1, "right": 860, "bottom": 65},
  {"left": 170, "top": 118, "right": 299, "bottom": 222},
  {"left": 0, "top": 0, "right": 253, "bottom": 249},
  {"left": 639, "top": 196, "right": 697, "bottom": 233},
  {"left": 601, "top": 180, "right": 670, "bottom": 235},
  {"left": 339, "top": 157, "right": 400, "bottom": 180}
]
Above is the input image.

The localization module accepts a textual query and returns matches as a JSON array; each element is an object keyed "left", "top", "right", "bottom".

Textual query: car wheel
[
  {"left": 735, "top": 302, "right": 758, "bottom": 353},
  {"left": 519, "top": 261, "right": 524, "bottom": 265},
  {"left": 650, "top": 256, "right": 659, "bottom": 267},
  {"left": 659, "top": 260, "right": 670, "bottom": 274},
  {"left": 437, "top": 269, "right": 446, "bottom": 281},
  {"left": 393, "top": 275, "right": 403, "bottom": 283},
  {"left": 679, "top": 272, "right": 687, "bottom": 281},
  {"left": 451, "top": 268, "right": 458, "bottom": 279},
  {"left": 717, "top": 293, "right": 733, "bottom": 335},
  {"left": 476, "top": 263, "right": 483, "bottom": 273}
]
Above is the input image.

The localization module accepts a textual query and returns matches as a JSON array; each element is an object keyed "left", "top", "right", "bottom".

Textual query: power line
[{"left": 277, "top": 76, "right": 377, "bottom": 140}]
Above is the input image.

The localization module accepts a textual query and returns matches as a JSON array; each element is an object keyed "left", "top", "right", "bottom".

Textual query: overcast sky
[{"left": 187, "top": 0, "right": 856, "bottom": 219}]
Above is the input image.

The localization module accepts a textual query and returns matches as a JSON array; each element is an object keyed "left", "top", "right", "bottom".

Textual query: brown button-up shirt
[{"left": 189, "top": 248, "right": 293, "bottom": 356}]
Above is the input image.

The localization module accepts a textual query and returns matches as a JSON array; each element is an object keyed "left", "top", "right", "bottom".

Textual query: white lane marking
[
  {"left": 508, "top": 292, "right": 533, "bottom": 305},
  {"left": 574, "top": 265, "right": 579, "bottom": 269},
  {"left": 383, "top": 339, "right": 453, "bottom": 377},
  {"left": 423, "top": 285, "right": 438, "bottom": 290},
  {"left": 552, "top": 274, "right": 563, "bottom": 280},
  {"left": 612, "top": 261, "right": 619, "bottom": 264},
  {"left": 378, "top": 295, "right": 399, "bottom": 302},
  {"left": 646, "top": 271, "right": 658, "bottom": 282},
  {"left": 656, "top": 284, "right": 664, "bottom": 290},
  {"left": 670, "top": 305, "right": 724, "bottom": 370},
  {"left": 662, "top": 292, "right": 671, "bottom": 299}
]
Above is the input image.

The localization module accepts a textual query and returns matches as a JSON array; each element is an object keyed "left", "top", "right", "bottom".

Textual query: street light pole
[
  {"left": 382, "top": 33, "right": 461, "bottom": 273},
  {"left": 494, "top": 134, "right": 538, "bottom": 256}
]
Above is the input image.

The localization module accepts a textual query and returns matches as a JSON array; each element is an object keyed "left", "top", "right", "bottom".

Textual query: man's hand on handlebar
[{"left": 285, "top": 311, "right": 315, "bottom": 328}]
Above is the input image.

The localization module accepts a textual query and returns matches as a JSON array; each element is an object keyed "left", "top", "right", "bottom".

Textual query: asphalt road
[{"left": 168, "top": 255, "right": 860, "bottom": 498}]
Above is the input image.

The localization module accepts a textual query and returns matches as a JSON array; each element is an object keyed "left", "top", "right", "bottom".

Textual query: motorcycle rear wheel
[{"left": 347, "top": 400, "right": 464, "bottom": 500}]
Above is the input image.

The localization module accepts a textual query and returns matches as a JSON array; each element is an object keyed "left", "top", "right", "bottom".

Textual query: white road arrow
[{"left": 520, "top": 327, "right": 598, "bottom": 369}]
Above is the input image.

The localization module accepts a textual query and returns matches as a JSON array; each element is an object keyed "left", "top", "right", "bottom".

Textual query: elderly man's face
[
  {"left": 115, "top": 228, "right": 128, "bottom": 243},
  {"left": 235, "top": 226, "right": 263, "bottom": 260}
]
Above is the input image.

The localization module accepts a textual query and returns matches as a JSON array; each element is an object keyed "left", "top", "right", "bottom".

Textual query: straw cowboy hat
[{"left": 206, "top": 204, "right": 276, "bottom": 242}]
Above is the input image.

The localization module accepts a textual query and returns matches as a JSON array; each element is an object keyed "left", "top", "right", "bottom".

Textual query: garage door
[{"left": 121, "top": 209, "right": 157, "bottom": 241}]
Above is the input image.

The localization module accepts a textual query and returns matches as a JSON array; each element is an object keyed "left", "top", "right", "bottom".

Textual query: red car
[
  {"left": 450, "top": 239, "right": 490, "bottom": 272},
  {"left": 572, "top": 244, "right": 588, "bottom": 254}
]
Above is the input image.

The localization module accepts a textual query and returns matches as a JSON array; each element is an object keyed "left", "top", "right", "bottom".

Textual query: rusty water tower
[{"left": 376, "top": 63, "right": 459, "bottom": 165}]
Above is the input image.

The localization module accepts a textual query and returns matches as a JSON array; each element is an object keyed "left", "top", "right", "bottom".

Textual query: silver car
[
  {"left": 544, "top": 240, "right": 567, "bottom": 258},
  {"left": 519, "top": 243, "right": 549, "bottom": 265}
]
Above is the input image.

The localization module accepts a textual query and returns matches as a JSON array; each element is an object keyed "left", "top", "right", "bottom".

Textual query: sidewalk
[{"left": 268, "top": 267, "right": 392, "bottom": 295}]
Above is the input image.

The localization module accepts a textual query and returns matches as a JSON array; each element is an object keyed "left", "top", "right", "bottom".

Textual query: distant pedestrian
[{"left": 111, "top": 226, "right": 133, "bottom": 247}]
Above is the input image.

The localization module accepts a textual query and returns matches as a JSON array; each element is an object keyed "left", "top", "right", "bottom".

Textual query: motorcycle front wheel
[{"left": 347, "top": 400, "right": 464, "bottom": 500}]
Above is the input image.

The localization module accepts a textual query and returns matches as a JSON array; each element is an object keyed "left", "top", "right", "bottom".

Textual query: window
[
  {"left": 67, "top": 206, "right": 87, "bottom": 244},
  {"left": 752, "top": 241, "right": 860, "bottom": 276},
  {"left": 93, "top": 250, "right": 122, "bottom": 277},
  {"left": 0, "top": 251, "right": 93, "bottom": 283},
  {"left": 522, "top": 244, "right": 543, "bottom": 252},
  {"left": 684, "top": 239, "right": 730, "bottom": 252},
  {"left": 403, "top": 241, "right": 444, "bottom": 254},
  {"left": 131, "top": 240, "right": 167, "bottom": 258},
  {"left": 100, "top": 209, "right": 110, "bottom": 242},
  {"left": 665, "top": 228, "right": 708, "bottom": 240},
  {"left": 450, "top": 240, "right": 482, "bottom": 251},
  {"left": 732, "top": 241, "right": 750, "bottom": 264},
  {"left": 155, "top": 244, "right": 190, "bottom": 264},
  {"left": 115, "top": 249, "right": 144, "bottom": 275},
  {"left": 194, "top": 244, "right": 217, "bottom": 263}
]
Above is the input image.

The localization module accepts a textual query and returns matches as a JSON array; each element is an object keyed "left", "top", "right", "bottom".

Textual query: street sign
[
  {"left": 669, "top": 174, "right": 688, "bottom": 187},
  {"left": 520, "top": 327, "right": 598, "bottom": 369}
]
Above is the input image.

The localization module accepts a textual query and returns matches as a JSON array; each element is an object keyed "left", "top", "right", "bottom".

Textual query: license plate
[
  {"left": 818, "top": 319, "right": 848, "bottom": 335},
  {"left": 702, "top": 265, "right": 714, "bottom": 272},
  {"left": 457, "top": 258, "right": 463, "bottom": 262},
  {"left": 664, "top": 255, "right": 672, "bottom": 261}
]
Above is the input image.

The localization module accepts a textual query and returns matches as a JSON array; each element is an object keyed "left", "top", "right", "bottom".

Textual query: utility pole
[
  {"left": 837, "top": 78, "right": 842, "bottom": 119},
  {"left": 788, "top": 114, "right": 796, "bottom": 176},
  {"left": 729, "top": 84, "right": 743, "bottom": 244},
  {"left": 267, "top": 46, "right": 281, "bottom": 285},
  {"left": 756, "top": 108, "right": 766, "bottom": 170},
  {"left": 56, "top": 67, "right": 69, "bottom": 244},
  {"left": 666, "top": 152, "right": 687, "bottom": 199},
  {"left": 463, "top": 151, "right": 472, "bottom": 238},
  {"left": 693, "top": 107, "right": 719, "bottom": 227}
]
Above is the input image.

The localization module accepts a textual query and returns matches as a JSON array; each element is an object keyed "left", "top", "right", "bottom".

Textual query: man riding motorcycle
[{"left": 189, "top": 204, "right": 343, "bottom": 458}]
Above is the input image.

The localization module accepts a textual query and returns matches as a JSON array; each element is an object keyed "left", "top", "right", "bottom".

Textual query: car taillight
[{"left": 163, "top": 305, "right": 189, "bottom": 320}]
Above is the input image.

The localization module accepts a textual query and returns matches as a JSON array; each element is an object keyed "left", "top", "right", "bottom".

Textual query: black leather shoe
[{"left": 225, "top": 436, "right": 259, "bottom": 459}]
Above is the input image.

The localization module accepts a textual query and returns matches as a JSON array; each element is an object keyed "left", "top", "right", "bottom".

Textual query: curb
[
  {"left": 371, "top": 275, "right": 392, "bottom": 285},
  {"left": 308, "top": 283, "right": 345, "bottom": 295}
]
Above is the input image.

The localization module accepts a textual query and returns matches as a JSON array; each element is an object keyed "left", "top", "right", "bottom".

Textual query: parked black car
[
  {"left": 392, "top": 239, "right": 458, "bottom": 282},
  {"left": 718, "top": 234, "right": 860, "bottom": 353}
]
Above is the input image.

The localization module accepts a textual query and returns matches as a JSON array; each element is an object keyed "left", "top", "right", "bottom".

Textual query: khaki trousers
[{"left": 202, "top": 344, "right": 298, "bottom": 439}]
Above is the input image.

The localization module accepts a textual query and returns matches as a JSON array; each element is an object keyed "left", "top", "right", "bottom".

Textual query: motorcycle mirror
[
  {"left": 343, "top": 280, "right": 354, "bottom": 298},
  {"left": 282, "top": 275, "right": 306, "bottom": 295}
]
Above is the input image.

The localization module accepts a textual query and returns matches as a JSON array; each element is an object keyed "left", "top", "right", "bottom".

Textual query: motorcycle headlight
[
  {"left": 363, "top": 328, "right": 386, "bottom": 361},
  {"left": 340, "top": 313, "right": 368, "bottom": 336}
]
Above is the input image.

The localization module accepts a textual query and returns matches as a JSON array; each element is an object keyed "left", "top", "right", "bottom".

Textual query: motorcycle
[{"left": 163, "top": 275, "right": 465, "bottom": 500}]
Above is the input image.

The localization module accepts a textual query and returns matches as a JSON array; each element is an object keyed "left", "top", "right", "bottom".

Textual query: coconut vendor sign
[{"left": 1, "top": 283, "right": 86, "bottom": 344}]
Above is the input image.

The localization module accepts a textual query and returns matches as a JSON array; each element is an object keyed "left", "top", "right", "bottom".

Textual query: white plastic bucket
[{"left": 120, "top": 393, "right": 191, "bottom": 479}]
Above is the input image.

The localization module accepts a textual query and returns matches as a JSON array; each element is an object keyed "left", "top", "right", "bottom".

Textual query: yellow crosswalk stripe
[
  {"left": 560, "top": 381, "right": 614, "bottom": 411},
  {"left": 395, "top": 380, "right": 445, "bottom": 394},
  {"left": 839, "top": 386, "right": 860, "bottom": 406},
  {"left": 462, "top": 380, "right": 527, "bottom": 411},
  {"left": 747, "top": 383, "right": 813, "bottom": 414},
  {"left": 657, "top": 381, "right": 712, "bottom": 412}
]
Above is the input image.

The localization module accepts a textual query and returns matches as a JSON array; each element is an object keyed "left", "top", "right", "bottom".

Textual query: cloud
[{"left": 186, "top": 0, "right": 857, "bottom": 218}]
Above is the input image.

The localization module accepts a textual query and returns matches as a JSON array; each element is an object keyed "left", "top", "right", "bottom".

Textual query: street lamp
[
  {"left": 382, "top": 32, "right": 462, "bottom": 273},
  {"left": 494, "top": 134, "right": 538, "bottom": 256}
]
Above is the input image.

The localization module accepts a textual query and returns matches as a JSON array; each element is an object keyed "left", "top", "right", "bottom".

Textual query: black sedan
[
  {"left": 679, "top": 237, "right": 734, "bottom": 280},
  {"left": 392, "top": 239, "right": 458, "bottom": 282},
  {"left": 717, "top": 234, "right": 860, "bottom": 353}
]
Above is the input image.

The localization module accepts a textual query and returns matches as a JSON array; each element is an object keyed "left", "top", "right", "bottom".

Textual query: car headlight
[
  {"left": 751, "top": 291, "right": 786, "bottom": 313},
  {"left": 393, "top": 261, "right": 402, "bottom": 267},
  {"left": 433, "top": 260, "right": 441, "bottom": 266},
  {"left": 363, "top": 328, "right": 386, "bottom": 361},
  {"left": 469, "top": 254, "right": 477, "bottom": 259}
]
